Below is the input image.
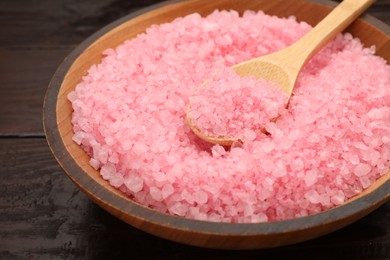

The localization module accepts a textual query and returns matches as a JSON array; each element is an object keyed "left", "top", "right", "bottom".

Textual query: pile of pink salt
[
  {"left": 188, "top": 66, "right": 288, "bottom": 142},
  {"left": 68, "top": 10, "right": 390, "bottom": 223}
]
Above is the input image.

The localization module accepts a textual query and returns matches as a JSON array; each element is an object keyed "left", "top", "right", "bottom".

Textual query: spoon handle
[{"left": 288, "top": 0, "right": 375, "bottom": 69}]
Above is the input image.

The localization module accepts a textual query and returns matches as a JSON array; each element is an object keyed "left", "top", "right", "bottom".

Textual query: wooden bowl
[{"left": 43, "top": 0, "right": 390, "bottom": 250}]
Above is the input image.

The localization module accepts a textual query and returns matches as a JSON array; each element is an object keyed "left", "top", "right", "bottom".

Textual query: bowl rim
[{"left": 43, "top": 0, "right": 390, "bottom": 238}]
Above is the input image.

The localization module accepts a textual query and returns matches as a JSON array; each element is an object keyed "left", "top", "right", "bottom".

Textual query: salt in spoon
[{"left": 186, "top": 0, "right": 375, "bottom": 146}]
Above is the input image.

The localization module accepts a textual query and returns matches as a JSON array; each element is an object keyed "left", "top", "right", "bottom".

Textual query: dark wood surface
[{"left": 1, "top": 0, "right": 390, "bottom": 258}]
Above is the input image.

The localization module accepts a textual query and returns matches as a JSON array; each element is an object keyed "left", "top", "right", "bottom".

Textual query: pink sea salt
[
  {"left": 188, "top": 66, "right": 287, "bottom": 142},
  {"left": 69, "top": 10, "right": 390, "bottom": 223}
]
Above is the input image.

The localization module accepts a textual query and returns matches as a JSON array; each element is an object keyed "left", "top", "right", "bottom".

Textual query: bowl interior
[{"left": 45, "top": 0, "right": 390, "bottom": 249}]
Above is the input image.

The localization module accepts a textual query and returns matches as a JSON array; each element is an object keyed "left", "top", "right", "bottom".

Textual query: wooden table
[{"left": 1, "top": 0, "right": 389, "bottom": 258}]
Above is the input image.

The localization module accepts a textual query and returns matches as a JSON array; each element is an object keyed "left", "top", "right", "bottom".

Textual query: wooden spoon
[{"left": 187, "top": 0, "right": 375, "bottom": 146}]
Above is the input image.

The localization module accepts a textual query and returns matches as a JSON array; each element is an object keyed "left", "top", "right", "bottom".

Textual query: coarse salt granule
[
  {"left": 69, "top": 10, "right": 390, "bottom": 223},
  {"left": 188, "top": 66, "right": 288, "bottom": 142}
]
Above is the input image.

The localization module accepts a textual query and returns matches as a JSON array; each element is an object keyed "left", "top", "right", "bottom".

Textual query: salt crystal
[
  {"left": 304, "top": 170, "right": 318, "bottom": 187},
  {"left": 367, "top": 107, "right": 390, "bottom": 120},
  {"left": 202, "top": 21, "right": 219, "bottom": 31},
  {"left": 157, "top": 141, "right": 171, "bottom": 152},
  {"left": 194, "top": 190, "right": 208, "bottom": 204},
  {"left": 161, "top": 183, "right": 174, "bottom": 199},
  {"left": 236, "top": 161, "right": 247, "bottom": 173},
  {"left": 153, "top": 171, "right": 167, "bottom": 182},
  {"left": 108, "top": 152, "right": 119, "bottom": 164},
  {"left": 100, "top": 163, "right": 116, "bottom": 180},
  {"left": 354, "top": 163, "right": 372, "bottom": 177},
  {"left": 291, "top": 158, "right": 304, "bottom": 171},
  {"left": 167, "top": 164, "right": 183, "bottom": 180},
  {"left": 124, "top": 175, "right": 144, "bottom": 193},
  {"left": 305, "top": 190, "right": 321, "bottom": 204},
  {"left": 273, "top": 162, "right": 287, "bottom": 177},
  {"left": 244, "top": 204, "right": 255, "bottom": 217},
  {"left": 67, "top": 91, "right": 78, "bottom": 102},
  {"left": 169, "top": 202, "right": 188, "bottom": 216},
  {"left": 89, "top": 158, "right": 100, "bottom": 170},
  {"left": 72, "top": 131, "right": 84, "bottom": 145},
  {"left": 382, "top": 136, "right": 390, "bottom": 143},
  {"left": 132, "top": 142, "right": 149, "bottom": 154},
  {"left": 307, "top": 133, "right": 321, "bottom": 143},
  {"left": 330, "top": 191, "right": 345, "bottom": 205},
  {"left": 181, "top": 189, "right": 194, "bottom": 204},
  {"left": 342, "top": 153, "right": 360, "bottom": 165},
  {"left": 109, "top": 172, "right": 124, "bottom": 188},
  {"left": 211, "top": 144, "right": 226, "bottom": 157},
  {"left": 261, "top": 140, "right": 275, "bottom": 153},
  {"left": 360, "top": 176, "right": 372, "bottom": 189},
  {"left": 150, "top": 187, "right": 163, "bottom": 202},
  {"left": 251, "top": 213, "right": 268, "bottom": 223}
]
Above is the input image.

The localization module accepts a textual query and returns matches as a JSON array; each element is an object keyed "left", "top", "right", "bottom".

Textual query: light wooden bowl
[{"left": 43, "top": 0, "right": 390, "bottom": 250}]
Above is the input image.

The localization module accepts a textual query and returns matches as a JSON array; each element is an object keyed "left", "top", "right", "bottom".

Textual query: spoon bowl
[{"left": 187, "top": 0, "right": 375, "bottom": 145}]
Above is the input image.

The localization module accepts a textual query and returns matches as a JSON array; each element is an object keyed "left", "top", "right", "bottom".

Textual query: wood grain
[{"left": 0, "top": 0, "right": 164, "bottom": 134}]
